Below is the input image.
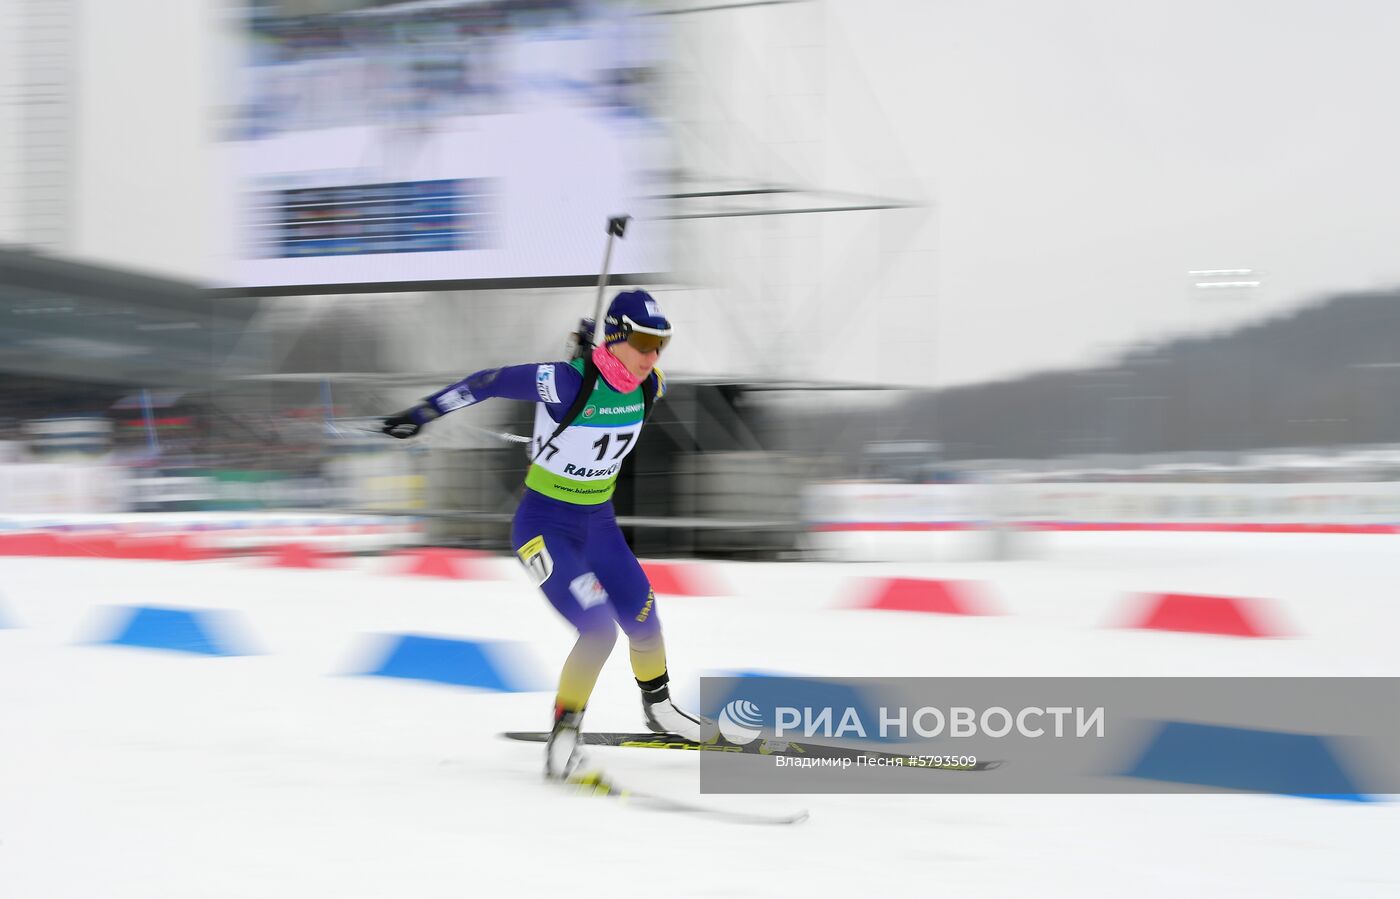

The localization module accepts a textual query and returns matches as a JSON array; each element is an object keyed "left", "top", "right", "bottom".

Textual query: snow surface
[{"left": 3, "top": 534, "right": 1399, "bottom": 897}]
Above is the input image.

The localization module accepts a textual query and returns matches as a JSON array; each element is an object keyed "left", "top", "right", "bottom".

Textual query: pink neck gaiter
[{"left": 592, "top": 344, "right": 642, "bottom": 393}]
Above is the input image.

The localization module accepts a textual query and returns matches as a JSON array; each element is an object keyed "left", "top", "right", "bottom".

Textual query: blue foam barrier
[
  {"left": 359, "top": 634, "right": 543, "bottom": 692},
  {"left": 704, "top": 670, "right": 890, "bottom": 742},
  {"left": 1123, "top": 720, "right": 1370, "bottom": 802},
  {"left": 98, "top": 605, "right": 252, "bottom": 656}
]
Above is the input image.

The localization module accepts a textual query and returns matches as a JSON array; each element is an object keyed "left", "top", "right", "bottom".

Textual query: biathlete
[{"left": 380, "top": 290, "right": 706, "bottom": 778}]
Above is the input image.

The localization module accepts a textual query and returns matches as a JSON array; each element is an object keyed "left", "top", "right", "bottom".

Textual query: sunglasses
[
  {"left": 626, "top": 331, "right": 670, "bottom": 354},
  {"left": 615, "top": 314, "right": 671, "bottom": 354}
]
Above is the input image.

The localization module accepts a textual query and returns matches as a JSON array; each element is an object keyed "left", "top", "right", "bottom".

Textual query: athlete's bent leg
[
  {"left": 587, "top": 523, "right": 709, "bottom": 741},
  {"left": 514, "top": 509, "right": 619, "bottom": 777}
]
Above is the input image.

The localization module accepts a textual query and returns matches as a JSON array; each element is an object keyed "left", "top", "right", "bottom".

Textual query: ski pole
[{"left": 591, "top": 215, "right": 630, "bottom": 348}]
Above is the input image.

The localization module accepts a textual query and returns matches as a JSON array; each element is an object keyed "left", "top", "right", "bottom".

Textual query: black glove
[{"left": 381, "top": 404, "right": 435, "bottom": 439}]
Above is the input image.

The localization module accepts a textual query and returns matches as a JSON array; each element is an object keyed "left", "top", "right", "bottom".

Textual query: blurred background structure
[{"left": 3, "top": 0, "right": 1400, "bottom": 560}]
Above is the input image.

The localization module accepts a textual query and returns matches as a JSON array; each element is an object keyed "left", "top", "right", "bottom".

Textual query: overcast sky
[{"left": 823, "top": 0, "right": 1400, "bottom": 385}]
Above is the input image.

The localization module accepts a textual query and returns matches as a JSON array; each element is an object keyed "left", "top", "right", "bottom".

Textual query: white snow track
[{"left": 2, "top": 535, "right": 1398, "bottom": 898}]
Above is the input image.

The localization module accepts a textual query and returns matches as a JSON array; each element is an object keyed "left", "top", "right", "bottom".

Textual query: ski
[
  {"left": 563, "top": 769, "right": 809, "bottom": 826},
  {"left": 504, "top": 731, "right": 1002, "bottom": 772}
]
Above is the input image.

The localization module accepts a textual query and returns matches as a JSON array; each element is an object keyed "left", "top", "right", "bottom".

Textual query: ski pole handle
[{"left": 592, "top": 215, "right": 630, "bottom": 346}]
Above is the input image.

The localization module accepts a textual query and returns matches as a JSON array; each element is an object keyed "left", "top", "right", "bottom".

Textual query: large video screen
[{"left": 221, "top": 0, "right": 669, "bottom": 291}]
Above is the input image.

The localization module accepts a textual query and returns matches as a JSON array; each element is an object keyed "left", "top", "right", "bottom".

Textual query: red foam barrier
[
  {"left": 1126, "top": 592, "right": 1279, "bottom": 637},
  {"left": 112, "top": 535, "right": 212, "bottom": 562},
  {"left": 0, "top": 533, "right": 65, "bottom": 556},
  {"left": 0, "top": 532, "right": 213, "bottom": 561},
  {"left": 167, "top": 536, "right": 214, "bottom": 561},
  {"left": 641, "top": 561, "right": 725, "bottom": 596},
  {"left": 265, "top": 542, "right": 337, "bottom": 569},
  {"left": 57, "top": 535, "right": 123, "bottom": 558},
  {"left": 857, "top": 577, "right": 987, "bottom": 615},
  {"left": 389, "top": 548, "right": 488, "bottom": 580}
]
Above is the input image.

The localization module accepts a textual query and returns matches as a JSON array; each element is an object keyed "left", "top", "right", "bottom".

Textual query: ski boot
[
  {"left": 544, "top": 706, "right": 587, "bottom": 780},
  {"left": 637, "top": 672, "right": 711, "bottom": 742}
]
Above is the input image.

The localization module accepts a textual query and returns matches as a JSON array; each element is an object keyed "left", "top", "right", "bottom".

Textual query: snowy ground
[{"left": 2, "top": 534, "right": 1399, "bottom": 897}]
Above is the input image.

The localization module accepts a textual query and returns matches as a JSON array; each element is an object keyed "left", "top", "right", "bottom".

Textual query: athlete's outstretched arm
[{"left": 379, "top": 362, "right": 583, "bottom": 439}]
